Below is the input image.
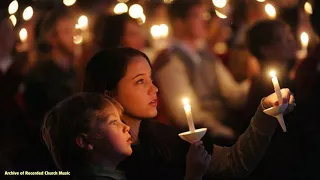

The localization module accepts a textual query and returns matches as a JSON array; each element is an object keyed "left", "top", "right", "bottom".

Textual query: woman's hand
[
  {"left": 262, "top": 88, "right": 295, "bottom": 113},
  {"left": 185, "top": 141, "right": 211, "bottom": 180}
]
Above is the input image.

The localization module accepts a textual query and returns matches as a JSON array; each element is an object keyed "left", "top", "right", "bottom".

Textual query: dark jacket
[{"left": 119, "top": 104, "right": 278, "bottom": 180}]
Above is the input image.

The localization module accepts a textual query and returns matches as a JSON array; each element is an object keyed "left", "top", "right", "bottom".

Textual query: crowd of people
[{"left": 0, "top": 0, "right": 319, "bottom": 179}]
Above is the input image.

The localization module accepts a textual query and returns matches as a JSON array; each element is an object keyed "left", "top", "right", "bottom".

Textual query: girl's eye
[
  {"left": 137, "top": 79, "right": 144, "bottom": 84},
  {"left": 110, "top": 120, "right": 118, "bottom": 125}
]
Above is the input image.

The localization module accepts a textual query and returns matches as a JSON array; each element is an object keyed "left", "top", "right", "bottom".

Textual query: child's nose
[{"left": 123, "top": 123, "right": 130, "bottom": 133}]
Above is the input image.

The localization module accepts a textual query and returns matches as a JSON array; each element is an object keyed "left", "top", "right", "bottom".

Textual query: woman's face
[
  {"left": 116, "top": 56, "right": 158, "bottom": 119},
  {"left": 121, "top": 21, "right": 145, "bottom": 50}
]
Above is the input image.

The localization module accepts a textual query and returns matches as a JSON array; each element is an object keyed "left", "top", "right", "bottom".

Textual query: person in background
[
  {"left": 22, "top": 8, "right": 77, "bottom": 175},
  {"left": 153, "top": 0, "right": 251, "bottom": 139},
  {"left": 293, "top": 1, "right": 320, "bottom": 178},
  {"left": 42, "top": 93, "right": 211, "bottom": 180},
  {"left": 245, "top": 19, "right": 297, "bottom": 125},
  {"left": 0, "top": 10, "right": 30, "bottom": 172},
  {"left": 93, "top": 13, "right": 145, "bottom": 51},
  {"left": 23, "top": 8, "right": 77, "bottom": 128}
]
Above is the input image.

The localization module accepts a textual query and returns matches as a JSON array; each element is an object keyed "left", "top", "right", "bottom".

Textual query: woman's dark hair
[
  {"left": 42, "top": 93, "right": 123, "bottom": 172},
  {"left": 82, "top": 47, "right": 151, "bottom": 94},
  {"left": 93, "top": 13, "right": 138, "bottom": 49}
]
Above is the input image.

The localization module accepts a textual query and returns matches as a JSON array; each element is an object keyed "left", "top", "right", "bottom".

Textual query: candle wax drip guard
[
  {"left": 179, "top": 128, "right": 207, "bottom": 143},
  {"left": 263, "top": 103, "right": 288, "bottom": 132}
]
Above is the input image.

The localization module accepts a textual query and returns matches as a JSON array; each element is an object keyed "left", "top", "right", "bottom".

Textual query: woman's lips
[{"left": 149, "top": 99, "right": 158, "bottom": 107}]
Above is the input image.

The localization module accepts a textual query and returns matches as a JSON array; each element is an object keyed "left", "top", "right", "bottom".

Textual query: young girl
[
  {"left": 82, "top": 48, "right": 295, "bottom": 179},
  {"left": 42, "top": 93, "right": 210, "bottom": 180}
]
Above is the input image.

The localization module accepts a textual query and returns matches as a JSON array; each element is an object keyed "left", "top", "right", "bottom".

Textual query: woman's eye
[{"left": 137, "top": 79, "right": 144, "bottom": 84}]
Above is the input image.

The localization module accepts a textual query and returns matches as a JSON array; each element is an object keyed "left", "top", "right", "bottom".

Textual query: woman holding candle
[{"left": 82, "top": 47, "right": 295, "bottom": 179}]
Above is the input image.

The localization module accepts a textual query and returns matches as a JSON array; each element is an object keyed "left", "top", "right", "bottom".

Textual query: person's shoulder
[
  {"left": 25, "top": 60, "right": 54, "bottom": 81},
  {"left": 153, "top": 48, "right": 173, "bottom": 72},
  {"left": 142, "top": 119, "right": 180, "bottom": 133},
  {"left": 141, "top": 120, "right": 188, "bottom": 146}
]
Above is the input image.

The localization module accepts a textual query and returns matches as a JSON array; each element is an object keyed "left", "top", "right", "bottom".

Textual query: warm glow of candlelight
[
  {"left": 138, "top": 13, "right": 146, "bottom": 24},
  {"left": 114, "top": 3, "right": 128, "bottom": 14},
  {"left": 269, "top": 70, "right": 276, "bottom": 78},
  {"left": 212, "top": 0, "right": 227, "bottom": 8},
  {"left": 19, "top": 28, "right": 28, "bottom": 42},
  {"left": 150, "top": 25, "right": 161, "bottom": 39},
  {"left": 8, "top": 0, "right": 18, "bottom": 14},
  {"left": 182, "top": 97, "right": 195, "bottom": 132},
  {"left": 73, "top": 35, "right": 83, "bottom": 44},
  {"left": 269, "top": 70, "right": 283, "bottom": 105},
  {"left": 304, "top": 2, "right": 313, "bottom": 14},
  {"left": 23, "top": 6, "right": 33, "bottom": 21},
  {"left": 9, "top": 15, "right": 17, "bottom": 26},
  {"left": 182, "top": 98, "right": 190, "bottom": 106},
  {"left": 78, "top": 15, "right": 88, "bottom": 29},
  {"left": 129, "top": 4, "right": 144, "bottom": 19},
  {"left": 215, "top": 10, "right": 227, "bottom": 19},
  {"left": 150, "top": 24, "right": 169, "bottom": 39},
  {"left": 159, "top": 24, "right": 169, "bottom": 37},
  {"left": 265, "top": 4, "right": 276, "bottom": 19},
  {"left": 256, "top": 0, "right": 265, "bottom": 2},
  {"left": 163, "top": 0, "right": 174, "bottom": 4},
  {"left": 300, "top": 32, "right": 309, "bottom": 49},
  {"left": 63, "top": 0, "right": 76, "bottom": 6}
]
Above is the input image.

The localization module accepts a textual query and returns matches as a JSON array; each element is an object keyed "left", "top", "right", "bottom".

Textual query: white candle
[
  {"left": 269, "top": 71, "right": 283, "bottom": 105},
  {"left": 300, "top": 32, "right": 309, "bottom": 50},
  {"left": 182, "top": 98, "right": 195, "bottom": 133},
  {"left": 19, "top": 28, "right": 28, "bottom": 43}
]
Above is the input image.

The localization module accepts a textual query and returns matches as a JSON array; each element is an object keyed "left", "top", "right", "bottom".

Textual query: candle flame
[
  {"left": 269, "top": 70, "right": 276, "bottom": 77},
  {"left": 78, "top": 15, "right": 88, "bottom": 29},
  {"left": 215, "top": 10, "right": 227, "bottom": 19},
  {"left": 300, "top": 32, "right": 309, "bottom": 48},
  {"left": 212, "top": 0, "right": 227, "bottom": 8},
  {"left": 304, "top": 2, "right": 313, "bottom": 14},
  {"left": 8, "top": 0, "right": 19, "bottom": 15},
  {"left": 182, "top": 97, "right": 190, "bottom": 105},
  {"left": 265, "top": 4, "right": 276, "bottom": 19}
]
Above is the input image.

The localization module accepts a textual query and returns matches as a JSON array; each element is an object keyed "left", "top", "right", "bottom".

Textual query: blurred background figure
[
  {"left": 21, "top": 8, "right": 77, "bottom": 176},
  {"left": 23, "top": 8, "right": 77, "bottom": 129},
  {"left": 94, "top": 13, "right": 146, "bottom": 51},
  {"left": 153, "top": 0, "right": 251, "bottom": 142}
]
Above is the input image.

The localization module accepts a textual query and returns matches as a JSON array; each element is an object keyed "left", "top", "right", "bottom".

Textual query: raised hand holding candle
[
  {"left": 269, "top": 70, "right": 283, "bottom": 105},
  {"left": 182, "top": 98, "right": 195, "bottom": 133}
]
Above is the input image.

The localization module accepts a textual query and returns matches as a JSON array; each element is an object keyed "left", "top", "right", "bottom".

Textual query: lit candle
[
  {"left": 265, "top": 4, "right": 276, "bottom": 19},
  {"left": 19, "top": 28, "right": 28, "bottom": 43},
  {"left": 78, "top": 15, "right": 88, "bottom": 30},
  {"left": 300, "top": 32, "right": 309, "bottom": 50},
  {"left": 269, "top": 70, "right": 283, "bottom": 105},
  {"left": 182, "top": 98, "right": 195, "bottom": 133}
]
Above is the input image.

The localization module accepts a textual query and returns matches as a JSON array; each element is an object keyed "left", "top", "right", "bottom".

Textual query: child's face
[{"left": 90, "top": 107, "right": 132, "bottom": 158}]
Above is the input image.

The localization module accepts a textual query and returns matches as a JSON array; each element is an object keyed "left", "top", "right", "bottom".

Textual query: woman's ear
[{"left": 76, "top": 133, "right": 94, "bottom": 150}]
